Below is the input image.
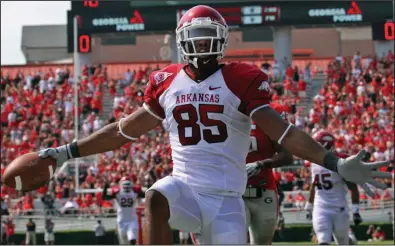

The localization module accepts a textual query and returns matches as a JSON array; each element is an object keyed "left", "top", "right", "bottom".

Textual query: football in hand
[{"left": 2, "top": 152, "right": 57, "bottom": 192}]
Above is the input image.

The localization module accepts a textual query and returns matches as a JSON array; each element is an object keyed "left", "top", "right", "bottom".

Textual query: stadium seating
[{"left": 1, "top": 52, "right": 393, "bottom": 219}]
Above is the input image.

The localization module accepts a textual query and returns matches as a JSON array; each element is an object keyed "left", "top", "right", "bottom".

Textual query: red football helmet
[
  {"left": 176, "top": 5, "right": 229, "bottom": 65},
  {"left": 313, "top": 131, "right": 335, "bottom": 150},
  {"left": 120, "top": 176, "right": 132, "bottom": 193}
]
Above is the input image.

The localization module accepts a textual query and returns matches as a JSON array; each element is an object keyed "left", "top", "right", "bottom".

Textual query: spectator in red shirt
[
  {"left": 372, "top": 227, "right": 385, "bottom": 241},
  {"left": 283, "top": 193, "right": 294, "bottom": 208},
  {"left": 298, "top": 79, "right": 307, "bottom": 98},
  {"left": 23, "top": 193, "right": 34, "bottom": 215},
  {"left": 360, "top": 191, "right": 368, "bottom": 205},
  {"left": 5, "top": 219, "right": 15, "bottom": 245},
  {"left": 295, "top": 191, "right": 306, "bottom": 209},
  {"left": 381, "top": 189, "right": 392, "bottom": 202}
]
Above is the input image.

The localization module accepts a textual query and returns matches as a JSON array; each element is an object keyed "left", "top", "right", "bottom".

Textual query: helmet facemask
[
  {"left": 121, "top": 181, "right": 132, "bottom": 193},
  {"left": 176, "top": 17, "right": 228, "bottom": 68}
]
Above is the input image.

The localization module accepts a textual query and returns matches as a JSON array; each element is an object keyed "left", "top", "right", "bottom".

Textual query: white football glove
[
  {"left": 337, "top": 150, "right": 392, "bottom": 196},
  {"left": 304, "top": 202, "right": 313, "bottom": 220},
  {"left": 246, "top": 162, "right": 261, "bottom": 178},
  {"left": 246, "top": 159, "right": 274, "bottom": 178},
  {"left": 38, "top": 146, "right": 69, "bottom": 169}
]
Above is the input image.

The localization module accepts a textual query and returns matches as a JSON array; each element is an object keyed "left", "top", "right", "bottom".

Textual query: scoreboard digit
[
  {"left": 372, "top": 20, "right": 395, "bottom": 41},
  {"left": 78, "top": 34, "right": 92, "bottom": 53}
]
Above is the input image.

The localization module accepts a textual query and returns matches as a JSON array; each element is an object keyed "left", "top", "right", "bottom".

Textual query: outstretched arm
[
  {"left": 76, "top": 108, "right": 161, "bottom": 157},
  {"left": 251, "top": 106, "right": 391, "bottom": 195},
  {"left": 252, "top": 107, "right": 330, "bottom": 168},
  {"left": 41, "top": 69, "right": 165, "bottom": 165},
  {"left": 40, "top": 107, "right": 161, "bottom": 166}
]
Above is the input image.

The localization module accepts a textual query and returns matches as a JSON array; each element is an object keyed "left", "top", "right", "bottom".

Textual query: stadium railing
[{"left": 2, "top": 199, "right": 393, "bottom": 234}]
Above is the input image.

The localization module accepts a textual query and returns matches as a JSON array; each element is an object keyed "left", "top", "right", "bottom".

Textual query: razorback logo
[
  {"left": 154, "top": 72, "right": 173, "bottom": 85},
  {"left": 258, "top": 81, "right": 270, "bottom": 91}
]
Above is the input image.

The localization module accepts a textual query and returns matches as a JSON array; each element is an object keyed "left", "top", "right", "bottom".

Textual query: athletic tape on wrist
[
  {"left": 66, "top": 141, "right": 81, "bottom": 159},
  {"left": 57, "top": 145, "right": 70, "bottom": 159}
]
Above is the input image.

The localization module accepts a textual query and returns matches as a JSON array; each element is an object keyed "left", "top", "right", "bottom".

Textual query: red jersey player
[
  {"left": 192, "top": 104, "right": 292, "bottom": 245},
  {"left": 244, "top": 103, "right": 293, "bottom": 245},
  {"left": 191, "top": 103, "right": 293, "bottom": 245}
]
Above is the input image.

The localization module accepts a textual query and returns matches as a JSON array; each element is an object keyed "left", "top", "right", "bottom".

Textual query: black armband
[
  {"left": 323, "top": 152, "right": 339, "bottom": 173},
  {"left": 67, "top": 141, "right": 81, "bottom": 159}
]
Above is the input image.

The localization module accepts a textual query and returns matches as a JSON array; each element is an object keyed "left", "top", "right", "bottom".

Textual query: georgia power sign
[
  {"left": 308, "top": 1, "right": 363, "bottom": 23},
  {"left": 92, "top": 10, "right": 145, "bottom": 32}
]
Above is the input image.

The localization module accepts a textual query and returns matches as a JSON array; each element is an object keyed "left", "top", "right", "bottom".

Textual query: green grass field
[{"left": 273, "top": 240, "right": 393, "bottom": 245}]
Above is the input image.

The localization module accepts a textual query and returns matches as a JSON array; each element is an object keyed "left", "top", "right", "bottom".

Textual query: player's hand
[
  {"left": 304, "top": 202, "right": 313, "bottom": 220},
  {"left": 246, "top": 162, "right": 261, "bottom": 178},
  {"left": 353, "top": 213, "right": 363, "bottom": 226},
  {"left": 336, "top": 150, "right": 392, "bottom": 196},
  {"left": 306, "top": 211, "right": 312, "bottom": 220},
  {"left": 246, "top": 159, "right": 273, "bottom": 178},
  {"left": 38, "top": 147, "right": 69, "bottom": 168}
]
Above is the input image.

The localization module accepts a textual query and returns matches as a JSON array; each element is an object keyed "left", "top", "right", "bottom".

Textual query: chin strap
[{"left": 189, "top": 57, "right": 199, "bottom": 68}]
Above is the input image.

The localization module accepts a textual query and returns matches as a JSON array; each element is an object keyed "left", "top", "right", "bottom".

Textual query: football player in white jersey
[
  {"left": 304, "top": 131, "right": 363, "bottom": 245},
  {"left": 102, "top": 177, "right": 141, "bottom": 245},
  {"left": 39, "top": 5, "right": 391, "bottom": 245}
]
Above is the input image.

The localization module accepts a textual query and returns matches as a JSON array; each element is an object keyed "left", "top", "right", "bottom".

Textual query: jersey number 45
[{"left": 313, "top": 173, "right": 334, "bottom": 190}]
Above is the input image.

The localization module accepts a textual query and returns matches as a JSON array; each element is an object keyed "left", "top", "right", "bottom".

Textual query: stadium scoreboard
[
  {"left": 68, "top": 1, "right": 394, "bottom": 53},
  {"left": 372, "top": 20, "right": 395, "bottom": 41}
]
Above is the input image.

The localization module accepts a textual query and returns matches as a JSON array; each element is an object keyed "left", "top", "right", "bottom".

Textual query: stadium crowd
[{"left": 1, "top": 50, "right": 394, "bottom": 216}]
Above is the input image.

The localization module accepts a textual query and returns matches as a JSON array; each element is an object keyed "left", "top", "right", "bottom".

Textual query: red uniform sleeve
[
  {"left": 143, "top": 64, "right": 184, "bottom": 120},
  {"left": 110, "top": 186, "right": 120, "bottom": 195},
  {"left": 143, "top": 80, "right": 166, "bottom": 119},
  {"left": 222, "top": 62, "right": 271, "bottom": 117}
]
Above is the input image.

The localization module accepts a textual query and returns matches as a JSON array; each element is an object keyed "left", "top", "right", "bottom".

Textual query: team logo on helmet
[{"left": 258, "top": 81, "right": 270, "bottom": 91}]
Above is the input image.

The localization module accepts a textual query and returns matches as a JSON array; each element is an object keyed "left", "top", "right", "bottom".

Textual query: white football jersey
[
  {"left": 310, "top": 163, "right": 348, "bottom": 208},
  {"left": 115, "top": 191, "right": 138, "bottom": 223},
  {"left": 144, "top": 63, "right": 270, "bottom": 194}
]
